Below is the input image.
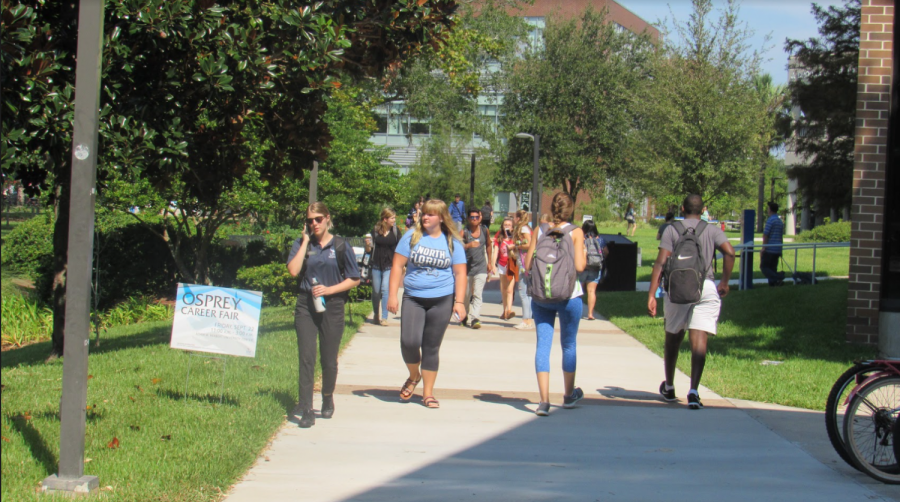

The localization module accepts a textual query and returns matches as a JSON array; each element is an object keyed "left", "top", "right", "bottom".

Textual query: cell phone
[{"left": 453, "top": 312, "right": 461, "bottom": 322}]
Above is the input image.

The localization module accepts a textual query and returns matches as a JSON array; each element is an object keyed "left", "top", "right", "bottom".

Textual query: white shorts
[
  {"left": 498, "top": 264, "right": 508, "bottom": 276},
  {"left": 663, "top": 280, "right": 721, "bottom": 335}
]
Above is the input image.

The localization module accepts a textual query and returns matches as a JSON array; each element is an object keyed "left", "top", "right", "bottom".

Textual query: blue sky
[{"left": 617, "top": 0, "right": 849, "bottom": 85}]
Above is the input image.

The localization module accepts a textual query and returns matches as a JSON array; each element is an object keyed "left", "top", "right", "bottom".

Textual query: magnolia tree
[{"left": 2, "top": 0, "right": 457, "bottom": 356}]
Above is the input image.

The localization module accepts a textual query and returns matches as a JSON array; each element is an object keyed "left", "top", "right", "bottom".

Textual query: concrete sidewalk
[{"left": 225, "top": 291, "right": 900, "bottom": 502}]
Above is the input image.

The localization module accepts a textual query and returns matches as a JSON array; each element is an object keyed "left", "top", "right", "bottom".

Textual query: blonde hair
[
  {"left": 550, "top": 192, "right": 574, "bottom": 225},
  {"left": 410, "top": 199, "right": 462, "bottom": 252},
  {"left": 307, "top": 201, "right": 334, "bottom": 230},
  {"left": 375, "top": 207, "right": 396, "bottom": 235},
  {"left": 513, "top": 210, "right": 529, "bottom": 239}
]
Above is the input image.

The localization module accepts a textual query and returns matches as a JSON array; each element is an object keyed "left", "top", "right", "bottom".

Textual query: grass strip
[
  {"left": 1, "top": 301, "right": 370, "bottom": 501},
  {"left": 595, "top": 280, "right": 875, "bottom": 410},
  {"left": 612, "top": 226, "right": 849, "bottom": 282}
]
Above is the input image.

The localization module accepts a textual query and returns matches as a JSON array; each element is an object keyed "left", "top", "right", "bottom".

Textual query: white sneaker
[{"left": 514, "top": 321, "right": 534, "bottom": 330}]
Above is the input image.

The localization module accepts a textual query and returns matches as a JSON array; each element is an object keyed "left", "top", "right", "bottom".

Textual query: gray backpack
[
  {"left": 585, "top": 236, "right": 603, "bottom": 269},
  {"left": 530, "top": 223, "right": 577, "bottom": 303},
  {"left": 663, "top": 221, "right": 709, "bottom": 304}
]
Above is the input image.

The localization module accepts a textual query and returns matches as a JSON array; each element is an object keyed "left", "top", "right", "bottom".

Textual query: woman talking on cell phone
[
  {"left": 387, "top": 199, "right": 467, "bottom": 409},
  {"left": 286, "top": 202, "right": 360, "bottom": 429}
]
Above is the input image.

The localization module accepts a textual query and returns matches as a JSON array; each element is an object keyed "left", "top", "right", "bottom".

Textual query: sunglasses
[
  {"left": 469, "top": 215, "right": 481, "bottom": 220},
  {"left": 306, "top": 216, "right": 326, "bottom": 225}
]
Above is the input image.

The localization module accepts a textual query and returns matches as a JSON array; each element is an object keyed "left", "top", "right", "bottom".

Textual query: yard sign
[{"left": 170, "top": 284, "right": 262, "bottom": 357}]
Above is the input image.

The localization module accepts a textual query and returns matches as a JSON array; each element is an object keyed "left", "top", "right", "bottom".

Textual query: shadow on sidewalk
[{"left": 473, "top": 393, "right": 533, "bottom": 414}]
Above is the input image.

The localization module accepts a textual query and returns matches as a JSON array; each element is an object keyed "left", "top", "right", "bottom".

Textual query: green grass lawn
[
  {"left": 595, "top": 280, "right": 875, "bottom": 410},
  {"left": 1, "top": 301, "right": 371, "bottom": 501},
  {"left": 615, "top": 225, "right": 850, "bottom": 282}
]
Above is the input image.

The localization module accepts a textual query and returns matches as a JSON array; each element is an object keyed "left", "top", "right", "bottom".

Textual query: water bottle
[{"left": 311, "top": 277, "right": 326, "bottom": 313}]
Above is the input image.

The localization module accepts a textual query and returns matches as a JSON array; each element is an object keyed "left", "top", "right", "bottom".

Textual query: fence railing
[{"left": 731, "top": 241, "right": 850, "bottom": 287}]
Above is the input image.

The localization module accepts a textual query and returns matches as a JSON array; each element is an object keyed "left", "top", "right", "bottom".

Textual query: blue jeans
[
  {"left": 371, "top": 268, "right": 391, "bottom": 320},
  {"left": 532, "top": 297, "right": 582, "bottom": 373},
  {"left": 518, "top": 274, "right": 532, "bottom": 320}
]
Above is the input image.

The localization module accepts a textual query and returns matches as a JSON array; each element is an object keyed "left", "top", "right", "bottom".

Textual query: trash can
[{"left": 597, "top": 234, "right": 637, "bottom": 292}]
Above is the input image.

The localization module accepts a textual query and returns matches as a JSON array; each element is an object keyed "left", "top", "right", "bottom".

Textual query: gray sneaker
[
  {"left": 563, "top": 387, "right": 584, "bottom": 408},
  {"left": 535, "top": 402, "right": 550, "bottom": 416}
]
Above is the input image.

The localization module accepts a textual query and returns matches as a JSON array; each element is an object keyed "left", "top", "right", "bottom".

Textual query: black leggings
[
  {"left": 294, "top": 292, "right": 345, "bottom": 410},
  {"left": 400, "top": 294, "right": 453, "bottom": 372}
]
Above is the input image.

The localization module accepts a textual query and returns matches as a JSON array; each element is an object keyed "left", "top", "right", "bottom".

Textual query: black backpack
[{"left": 663, "top": 221, "right": 709, "bottom": 304}]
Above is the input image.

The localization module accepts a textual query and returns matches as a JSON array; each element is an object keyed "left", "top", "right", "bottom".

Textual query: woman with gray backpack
[
  {"left": 580, "top": 220, "right": 609, "bottom": 321},
  {"left": 523, "top": 193, "right": 587, "bottom": 416}
]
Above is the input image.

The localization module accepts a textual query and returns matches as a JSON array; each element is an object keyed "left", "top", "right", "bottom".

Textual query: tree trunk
[
  {"left": 756, "top": 165, "right": 766, "bottom": 233},
  {"left": 49, "top": 182, "right": 70, "bottom": 358}
]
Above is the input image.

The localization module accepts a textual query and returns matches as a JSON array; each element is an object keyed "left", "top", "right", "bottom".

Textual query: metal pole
[
  {"left": 469, "top": 153, "right": 476, "bottom": 210},
  {"left": 309, "top": 160, "right": 318, "bottom": 204},
  {"left": 42, "top": 0, "right": 104, "bottom": 494},
  {"left": 531, "top": 135, "right": 540, "bottom": 228}
]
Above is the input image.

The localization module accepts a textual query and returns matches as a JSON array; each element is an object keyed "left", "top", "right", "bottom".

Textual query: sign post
[{"left": 740, "top": 209, "right": 756, "bottom": 290}]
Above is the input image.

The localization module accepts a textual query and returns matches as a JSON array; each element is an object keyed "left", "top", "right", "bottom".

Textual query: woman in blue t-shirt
[{"left": 388, "top": 199, "right": 467, "bottom": 409}]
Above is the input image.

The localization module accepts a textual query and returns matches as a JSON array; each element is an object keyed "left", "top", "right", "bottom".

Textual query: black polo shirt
[{"left": 287, "top": 236, "right": 360, "bottom": 295}]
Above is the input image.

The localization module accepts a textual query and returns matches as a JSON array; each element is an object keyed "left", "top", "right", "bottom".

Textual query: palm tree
[{"left": 752, "top": 73, "right": 791, "bottom": 232}]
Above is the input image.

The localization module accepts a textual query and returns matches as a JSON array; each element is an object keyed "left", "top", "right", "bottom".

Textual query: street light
[{"left": 514, "top": 133, "right": 540, "bottom": 228}]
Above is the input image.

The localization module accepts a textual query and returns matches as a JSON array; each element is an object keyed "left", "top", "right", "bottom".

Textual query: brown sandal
[
  {"left": 400, "top": 376, "right": 421, "bottom": 401},
  {"left": 423, "top": 396, "right": 440, "bottom": 409}
]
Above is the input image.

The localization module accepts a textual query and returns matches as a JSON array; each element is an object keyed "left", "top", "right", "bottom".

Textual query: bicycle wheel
[
  {"left": 844, "top": 375, "right": 900, "bottom": 484},
  {"left": 827, "top": 363, "right": 882, "bottom": 469}
]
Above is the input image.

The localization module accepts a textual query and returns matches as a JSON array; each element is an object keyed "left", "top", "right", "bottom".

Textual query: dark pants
[
  {"left": 400, "top": 294, "right": 453, "bottom": 372},
  {"left": 760, "top": 252, "right": 784, "bottom": 285},
  {"left": 294, "top": 292, "right": 345, "bottom": 411}
]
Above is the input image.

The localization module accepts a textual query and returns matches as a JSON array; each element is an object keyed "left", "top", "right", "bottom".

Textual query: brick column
[{"left": 848, "top": 0, "right": 894, "bottom": 345}]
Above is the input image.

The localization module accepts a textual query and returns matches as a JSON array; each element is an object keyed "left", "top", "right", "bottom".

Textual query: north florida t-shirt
[{"left": 396, "top": 230, "right": 467, "bottom": 298}]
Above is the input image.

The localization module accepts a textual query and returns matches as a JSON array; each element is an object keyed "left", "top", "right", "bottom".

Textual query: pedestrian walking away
[
  {"left": 580, "top": 219, "right": 609, "bottom": 321},
  {"left": 286, "top": 202, "right": 361, "bottom": 428},
  {"left": 760, "top": 201, "right": 786, "bottom": 286},
  {"left": 656, "top": 212, "right": 675, "bottom": 241},
  {"left": 647, "top": 194, "right": 735, "bottom": 410},
  {"left": 462, "top": 208, "right": 493, "bottom": 330},
  {"left": 449, "top": 194, "right": 466, "bottom": 231},
  {"left": 513, "top": 210, "right": 534, "bottom": 330},
  {"left": 388, "top": 199, "right": 468, "bottom": 409},
  {"left": 525, "top": 192, "right": 587, "bottom": 416},
  {"left": 480, "top": 200, "right": 494, "bottom": 227},
  {"left": 625, "top": 202, "right": 636, "bottom": 237},
  {"left": 366, "top": 207, "right": 401, "bottom": 326},
  {"left": 494, "top": 217, "right": 519, "bottom": 321}
]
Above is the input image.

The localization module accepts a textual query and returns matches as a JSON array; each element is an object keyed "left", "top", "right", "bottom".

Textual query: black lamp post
[{"left": 514, "top": 133, "right": 540, "bottom": 228}]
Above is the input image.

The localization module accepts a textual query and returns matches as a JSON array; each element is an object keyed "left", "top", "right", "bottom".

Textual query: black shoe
[
  {"left": 470, "top": 319, "right": 481, "bottom": 329},
  {"left": 563, "top": 387, "right": 584, "bottom": 408},
  {"left": 535, "top": 402, "right": 550, "bottom": 416},
  {"left": 460, "top": 317, "right": 468, "bottom": 327},
  {"left": 321, "top": 395, "right": 334, "bottom": 419},
  {"left": 687, "top": 392, "right": 703, "bottom": 410},
  {"left": 298, "top": 408, "right": 316, "bottom": 428},
  {"left": 659, "top": 381, "right": 676, "bottom": 402}
]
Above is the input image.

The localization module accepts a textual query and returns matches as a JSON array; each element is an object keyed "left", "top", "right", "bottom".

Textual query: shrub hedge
[{"left": 795, "top": 221, "right": 852, "bottom": 243}]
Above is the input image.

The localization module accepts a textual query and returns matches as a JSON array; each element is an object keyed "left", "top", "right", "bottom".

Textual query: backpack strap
[
  {"left": 695, "top": 220, "right": 708, "bottom": 237},
  {"left": 334, "top": 236, "right": 347, "bottom": 279}
]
